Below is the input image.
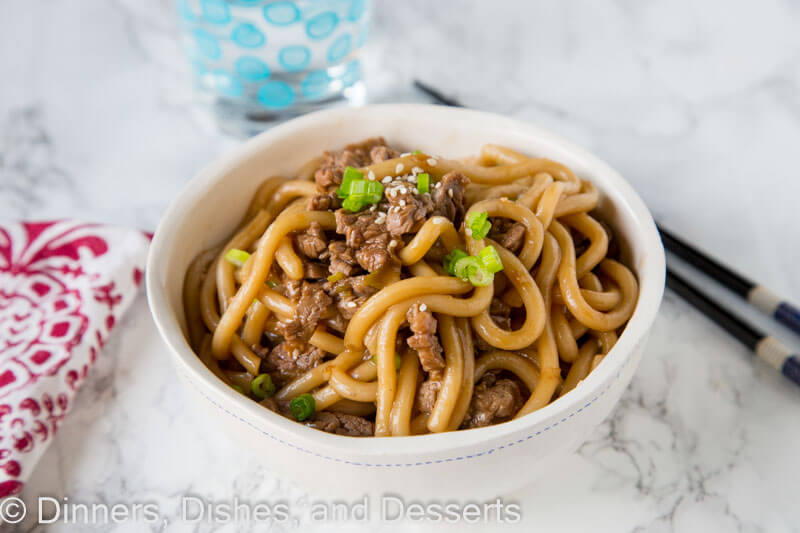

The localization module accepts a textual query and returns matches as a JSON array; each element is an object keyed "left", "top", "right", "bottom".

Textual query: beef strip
[
  {"left": 490, "top": 298, "right": 512, "bottom": 330},
  {"left": 328, "top": 241, "right": 361, "bottom": 277},
  {"left": 266, "top": 341, "right": 325, "bottom": 383},
  {"left": 308, "top": 411, "right": 374, "bottom": 436},
  {"left": 293, "top": 221, "right": 328, "bottom": 259},
  {"left": 324, "top": 274, "right": 378, "bottom": 320},
  {"left": 489, "top": 218, "right": 526, "bottom": 254},
  {"left": 307, "top": 192, "right": 339, "bottom": 212},
  {"left": 334, "top": 208, "right": 397, "bottom": 272},
  {"left": 355, "top": 233, "right": 395, "bottom": 272},
  {"left": 335, "top": 209, "right": 388, "bottom": 248},
  {"left": 431, "top": 172, "right": 469, "bottom": 225},
  {"left": 461, "top": 372, "right": 524, "bottom": 429},
  {"left": 280, "top": 282, "right": 332, "bottom": 342},
  {"left": 303, "top": 262, "right": 328, "bottom": 280},
  {"left": 281, "top": 279, "right": 303, "bottom": 300},
  {"left": 406, "top": 303, "right": 445, "bottom": 376},
  {"left": 415, "top": 378, "right": 441, "bottom": 414},
  {"left": 314, "top": 137, "right": 397, "bottom": 193},
  {"left": 370, "top": 144, "right": 399, "bottom": 163},
  {"left": 384, "top": 181, "right": 434, "bottom": 236}
]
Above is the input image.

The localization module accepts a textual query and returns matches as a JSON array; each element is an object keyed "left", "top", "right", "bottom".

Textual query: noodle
[{"left": 183, "top": 139, "right": 639, "bottom": 437}]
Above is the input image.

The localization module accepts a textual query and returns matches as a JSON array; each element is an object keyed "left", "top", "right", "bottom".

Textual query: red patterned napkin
[{"left": 0, "top": 221, "right": 149, "bottom": 497}]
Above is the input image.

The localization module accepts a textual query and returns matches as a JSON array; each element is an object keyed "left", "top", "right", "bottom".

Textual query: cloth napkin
[{"left": 0, "top": 221, "right": 149, "bottom": 497}]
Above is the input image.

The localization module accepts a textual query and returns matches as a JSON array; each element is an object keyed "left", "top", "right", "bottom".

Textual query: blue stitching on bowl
[{"left": 179, "top": 353, "right": 630, "bottom": 467}]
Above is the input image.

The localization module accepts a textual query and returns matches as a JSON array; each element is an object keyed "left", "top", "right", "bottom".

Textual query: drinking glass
[{"left": 177, "top": 0, "right": 370, "bottom": 136}]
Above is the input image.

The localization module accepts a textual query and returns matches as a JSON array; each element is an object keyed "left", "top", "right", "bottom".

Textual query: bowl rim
[{"left": 146, "top": 103, "right": 665, "bottom": 456}]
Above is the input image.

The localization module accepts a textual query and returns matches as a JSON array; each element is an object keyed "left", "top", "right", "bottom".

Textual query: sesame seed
[
  {"left": 427, "top": 158, "right": 438, "bottom": 166},
  {"left": 466, "top": 228, "right": 473, "bottom": 236},
  {"left": 398, "top": 186, "right": 407, "bottom": 194},
  {"left": 419, "top": 303, "right": 427, "bottom": 312},
  {"left": 389, "top": 240, "right": 398, "bottom": 248},
  {"left": 395, "top": 163, "right": 404, "bottom": 174},
  {"left": 388, "top": 189, "right": 397, "bottom": 198},
  {"left": 412, "top": 166, "right": 423, "bottom": 174},
  {"left": 399, "top": 199, "right": 406, "bottom": 207},
  {"left": 448, "top": 189, "right": 454, "bottom": 198},
  {"left": 407, "top": 175, "right": 417, "bottom": 183},
  {"left": 382, "top": 176, "right": 392, "bottom": 184},
  {"left": 435, "top": 182, "right": 442, "bottom": 189},
  {"left": 400, "top": 152, "right": 411, "bottom": 157},
  {"left": 370, "top": 205, "right": 376, "bottom": 211},
  {"left": 368, "top": 170, "right": 375, "bottom": 181},
  {"left": 500, "top": 196, "right": 508, "bottom": 201},
  {"left": 346, "top": 301, "right": 357, "bottom": 308}
]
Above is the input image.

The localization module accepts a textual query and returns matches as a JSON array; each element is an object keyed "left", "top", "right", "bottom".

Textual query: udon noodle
[{"left": 183, "top": 138, "right": 638, "bottom": 437}]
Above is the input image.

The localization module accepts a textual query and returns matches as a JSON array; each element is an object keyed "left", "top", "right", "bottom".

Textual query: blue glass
[{"left": 176, "top": 0, "right": 370, "bottom": 136}]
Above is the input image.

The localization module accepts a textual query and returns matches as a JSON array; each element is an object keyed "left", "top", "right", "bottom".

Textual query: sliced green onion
[
  {"left": 337, "top": 166, "right": 363, "bottom": 198},
  {"left": 251, "top": 374, "right": 275, "bottom": 399},
  {"left": 327, "top": 272, "right": 344, "bottom": 283},
  {"left": 225, "top": 248, "right": 250, "bottom": 267},
  {"left": 466, "top": 211, "right": 492, "bottom": 239},
  {"left": 412, "top": 149, "right": 422, "bottom": 154},
  {"left": 290, "top": 393, "right": 316, "bottom": 421},
  {"left": 364, "top": 180, "right": 384, "bottom": 203},
  {"left": 478, "top": 245, "right": 504, "bottom": 274},
  {"left": 417, "top": 172, "right": 430, "bottom": 194},
  {"left": 265, "top": 280, "right": 277, "bottom": 288},
  {"left": 371, "top": 353, "right": 402, "bottom": 369},
  {"left": 468, "top": 266, "right": 494, "bottom": 287},
  {"left": 232, "top": 385, "right": 245, "bottom": 395},
  {"left": 453, "top": 255, "right": 481, "bottom": 281},
  {"left": 342, "top": 196, "right": 365, "bottom": 212},
  {"left": 443, "top": 248, "right": 469, "bottom": 275}
]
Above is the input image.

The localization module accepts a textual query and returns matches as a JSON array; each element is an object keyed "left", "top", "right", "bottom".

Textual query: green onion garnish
[
  {"left": 478, "top": 245, "right": 504, "bottom": 274},
  {"left": 468, "top": 266, "right": 494, "bottom": 286},
  {"left": 365, "top": 180, "right": 383, "bottom": 203},
  {"left": 417, "top": 172, "right": 430, "bottom": 194},
  {"left": 452, "top": 255, "right": 494, "bottom": 287},
  {"left": 466, "top": 211, "right": 492, "bottom": 239},
  {"left": 453, "top": 255, "right": 481, "bottom": 280},
  {"left": 327, "top": 272, "right": 344, "bottom": 283},
  {"left": 225, "top": 248, "right": 250, "bottom": 267},
  {"left": 371, "top": 353, "right": 402, "bottom": 369},
  {"left": 232, "top": 385, "right": 245, "bottom": 395},
  {"left": 251, "top": 374, "right": 275, "bottom": 399},
  {"left": 337, "top": 166, "right": 363, "bottom": 198},
  {"left": 290, "top": 393, "right": 316, "bottom": 421},
  {"left": 337, "top": 167, "right": 384, "bottom": 212},
  {"left": 265, "top": 280, "right": 276, "bottom": 288},
  {"left": 412, "top": 150, "right": 422, "bottom": 154},
  {"left": 443, "top": 248, "right": 469, "bottom": 276},
  {"left": 342, "top": 196, "right": 365, "bottom": 212}
]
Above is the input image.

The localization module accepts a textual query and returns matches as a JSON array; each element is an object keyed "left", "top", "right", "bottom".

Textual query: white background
[{"left": 1, "top": 0, "right": 799, "bottom": 531}]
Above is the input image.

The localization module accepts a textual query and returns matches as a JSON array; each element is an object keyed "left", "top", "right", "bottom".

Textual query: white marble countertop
[{"left": 3, "top": 0, "right": 800, "bottom": 531}]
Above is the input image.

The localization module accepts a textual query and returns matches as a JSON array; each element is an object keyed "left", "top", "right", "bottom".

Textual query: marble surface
[{"left": 2, "top": 0, "right": 800, "bottom": 531}]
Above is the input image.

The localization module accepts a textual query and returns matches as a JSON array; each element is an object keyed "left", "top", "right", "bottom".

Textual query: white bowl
[{"left": 146, "top": 104, "right": 665, "bottom": 500}]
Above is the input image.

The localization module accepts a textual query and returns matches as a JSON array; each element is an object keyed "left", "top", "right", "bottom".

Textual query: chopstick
[
  {"left": 667, "top": 270, "right": 800, "bottom": 386},
  {"left": 659, "top": 224, "right": 800, "bottom": 337},
  {"left": 412, "top": 78, "right": 800, "bottom": 387},
  {"left": 413, "top": 80, "right": 462, "bottom": 107}
]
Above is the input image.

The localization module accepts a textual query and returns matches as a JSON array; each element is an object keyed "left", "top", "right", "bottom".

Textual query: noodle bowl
[{"left": 183, "top": 138, "right": 639, "bottom": 437}]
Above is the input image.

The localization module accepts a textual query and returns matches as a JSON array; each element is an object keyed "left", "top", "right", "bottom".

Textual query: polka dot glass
[{"left": 177, "top": 0, "right": 371, "bottom": 135}]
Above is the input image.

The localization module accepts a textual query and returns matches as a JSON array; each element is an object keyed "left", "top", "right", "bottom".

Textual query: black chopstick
[
  {"left": 412, "top": 78, "right": 800, "bottom": 388},
  {"left": 667, "top": 270, "right": 800, "bottom": 387},
  {"left": 658, "top": 224, "right": 800, "bottom": 337},
  {"left": 413, "top": 80, "right": 463, "bottom": 107}
]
